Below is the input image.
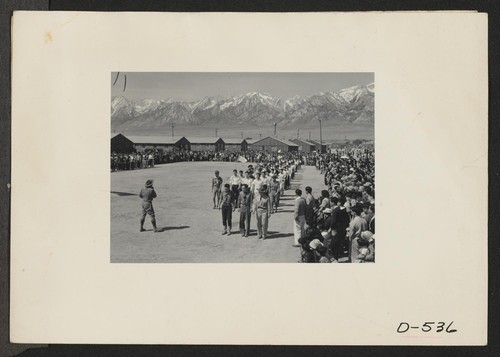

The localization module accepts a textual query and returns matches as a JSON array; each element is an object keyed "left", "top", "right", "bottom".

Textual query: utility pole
[
  {"left": 297, "top": 128, "right": 299, "bottom": 139},
  {"left": 319, "top": 119, "right": 323, "bottom": 153},
  {"left": 259, "top": 133, "right": 262, "bottom": 140},
  {"left": 273, "top": 122, "right": 277, "bottom": 136},
  {"left": 171, "top": 123, "right": 175, "bottom": 137},
  {"left": 309, "top": 131, "right": 311, "bottom": 140},
  {"left": 215, "top": 128, "right": 218, "bottom": 137}
]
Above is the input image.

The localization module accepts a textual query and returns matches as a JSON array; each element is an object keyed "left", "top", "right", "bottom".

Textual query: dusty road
[{"left": 111, "top": 161, "right": 327, "bottom": 263}]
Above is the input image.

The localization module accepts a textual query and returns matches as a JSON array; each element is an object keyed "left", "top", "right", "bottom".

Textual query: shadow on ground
[
  {"left": 111, "top": 191, "right": 138, "bottom": 197},
  {"left": 160, "top": 225, "right": 190, "bottom": 231},
  {"left": 265, "top": 231, "right": 294, "bottom": 239}
]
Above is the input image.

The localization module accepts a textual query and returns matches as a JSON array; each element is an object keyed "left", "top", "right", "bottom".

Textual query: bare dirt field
[{"left": 111, "top": 161, "right": 328, "bottom": 263}]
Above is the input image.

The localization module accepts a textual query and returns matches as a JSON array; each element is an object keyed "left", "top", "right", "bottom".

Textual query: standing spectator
[
  {"left": 304, "top": 186, "right": 316, "bottom": 226},
  {"left": 329, "top": 196, "right": 349, "bottom": 260},
  {"left": 293, "top": 189, "right": 306, "bottom": 248},
  {"left": 148, "top": 152, "right": 154, "bottom": 168},
  {"left": 348, "top": 205, "right": 368, "bottom": 262},
  {"left": 367, "top": 204, "right": 375, "bottom": 233}
]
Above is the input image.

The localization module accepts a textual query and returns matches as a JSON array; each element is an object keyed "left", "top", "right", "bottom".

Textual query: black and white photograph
[
  {"left": 110, "top": 72, "right": 375, "bottom": 263},
  {"left": 10, "top": 11, "right": 488, "bottom": 346}
]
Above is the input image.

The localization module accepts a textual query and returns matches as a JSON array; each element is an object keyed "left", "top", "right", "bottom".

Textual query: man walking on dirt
[{"left": 139, "top": 179, "right": 161, "bottom": 232}]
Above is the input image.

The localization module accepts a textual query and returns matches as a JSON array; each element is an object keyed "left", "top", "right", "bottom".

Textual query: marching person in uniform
[
  {"left": 241, "top": 170, "right": 253, "bottom": 190},
  {"left": 220, "top": 183, "right": 234, "bottom": 236},
  {"left": 229, "top": 169, "right": 241, "bottom": 206},
  {"left": 254, "top": 185, "right": 272, "bottom": 240},
  {"left": 139, "top": 179, "right": 161, "bottom": 233},
  {"left": 237, "top": 184, "right": 253, "bottom": 237},
  {"left": 251, "top": 171, "right": 263, "bottom": 201},
  {"left": 269, "top": 174, "right": 281, "bottom": 213},
  {"left": 212, "top": 170, "right": 223, "bottom": 209}
]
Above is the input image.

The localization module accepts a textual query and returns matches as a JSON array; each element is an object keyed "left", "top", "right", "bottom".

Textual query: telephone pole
[
  {"left": 215, "top": 128, "right": 218, "bottom": 137},
  {"left": 297, "top": 128, "right": 299, "bottom": 138},
  {"left": 273, "top": 122, "right": 277, "bottom": 136},
  {"left": 309, "top": 131, "right": 311, "bottom": 140},
  {"left": 318, "top": 119, "right": 323, "bottom": 153},
  {"left": 171, "top": 123, "right": 175, "bottom": 137},
  {"left": 259, "top": 133, "right": 262, "bottom": 140}
]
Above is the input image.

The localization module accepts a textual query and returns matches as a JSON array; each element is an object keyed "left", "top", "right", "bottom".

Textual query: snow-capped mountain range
[{"left": 111, "top": 83, "right": 374, "bottom": 129}]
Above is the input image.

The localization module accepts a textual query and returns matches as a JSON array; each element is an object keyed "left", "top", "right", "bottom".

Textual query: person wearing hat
[
  {"left": 220, "top": 183, "right": 234, "bottom": 235},
  {"left": 237, "top": 184, "right": 253, "bottom": 237},
  {"left": 269, "top": 174, "right": 280, "bottom": 213},
  {"left": 212, "top": 170, "right": 223, "bottom": 209},
  {"left": 139, "top": 179, "right": 161, "bottom": 233},
  {"left": 254, "top": 184, "right": 272, "bottom": 239}
]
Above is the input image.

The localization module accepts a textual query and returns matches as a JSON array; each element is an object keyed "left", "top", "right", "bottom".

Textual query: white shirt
[
  {"left": 252, "top": 178, "right": 263, "bottom": 194},
  {"left": 229, "top": 175, "right": 241, "bottom": 186}
]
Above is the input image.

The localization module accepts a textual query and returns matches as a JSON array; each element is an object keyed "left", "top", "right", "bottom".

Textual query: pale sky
[{"left": 111, "top": 72, "right": 374, "bottom": 102}]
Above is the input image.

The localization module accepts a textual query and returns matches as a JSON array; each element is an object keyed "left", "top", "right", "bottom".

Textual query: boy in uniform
[
  {"left": 237, "top": 184, "right": 253, "bottom": 237},
  {"left": 212, "top": 170, "right": 223, "bottom": 209},
  {"left": 220, "top": 183, "right": 234, "bottom": 235},
  {"left": 269, "top": 174, "right": 281, "bottom": 213}
]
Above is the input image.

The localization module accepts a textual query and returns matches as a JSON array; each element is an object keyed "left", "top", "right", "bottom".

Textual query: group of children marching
[{"left": 212, "top": 160, "right": 300, "bottom": 238}]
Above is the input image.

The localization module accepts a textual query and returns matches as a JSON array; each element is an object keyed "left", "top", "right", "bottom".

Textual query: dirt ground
[{"left": 111, "top": 161, "right": 328, "bottom": 263}]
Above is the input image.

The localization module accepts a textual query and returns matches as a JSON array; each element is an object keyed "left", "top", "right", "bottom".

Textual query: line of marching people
[{"left": 212, "top": 157, "right": 301, "bottom": 239}]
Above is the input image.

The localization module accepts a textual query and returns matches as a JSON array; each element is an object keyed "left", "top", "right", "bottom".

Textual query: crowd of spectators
[{"left": 297, "top": 147, "right": 375, "bottom": 263}]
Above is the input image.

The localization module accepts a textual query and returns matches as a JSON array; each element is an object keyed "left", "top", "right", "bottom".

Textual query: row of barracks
[{"left": 111, "top": 133, "right": 330, "bottom": 153}]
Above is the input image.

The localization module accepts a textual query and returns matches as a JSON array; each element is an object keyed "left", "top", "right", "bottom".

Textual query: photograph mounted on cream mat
[
  {"left": 9, "top": 11, "right": 487, "bottom": 345},
  {"left": 110, "top": 72, "right": 375, "bottom": 263}
]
